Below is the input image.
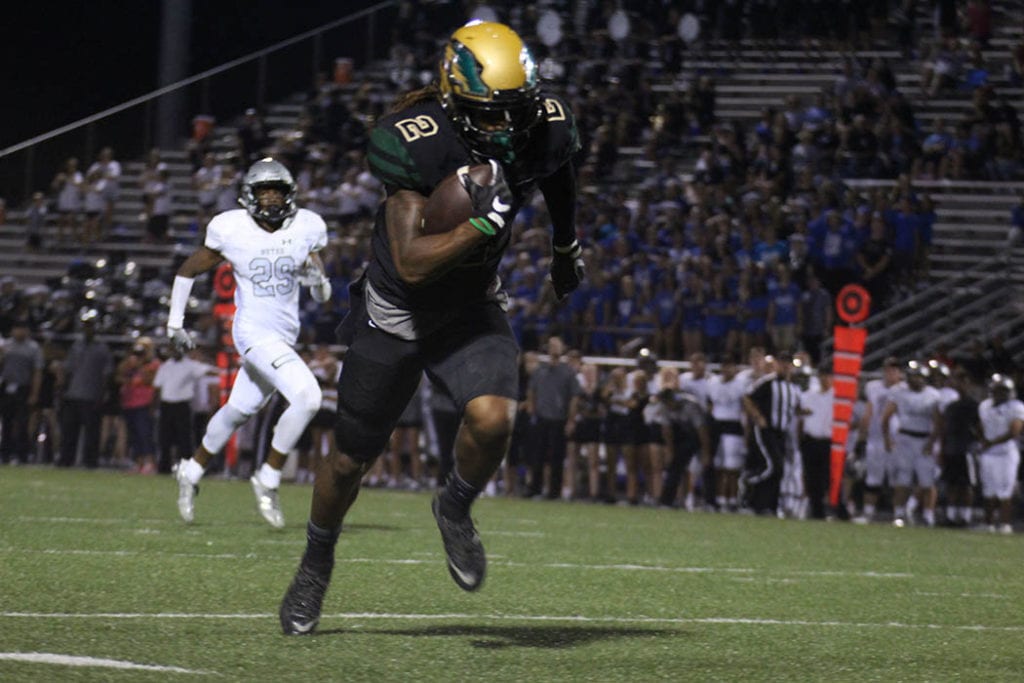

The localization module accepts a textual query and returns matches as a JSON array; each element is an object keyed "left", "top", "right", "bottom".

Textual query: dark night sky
[{"left": 6, "top": 1, "right": 385, "bottom": 148}]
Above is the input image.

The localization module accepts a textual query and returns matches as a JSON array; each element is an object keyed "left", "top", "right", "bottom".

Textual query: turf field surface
[{"left": 1, "top": 467, "right": 1022, "bottom": 681}]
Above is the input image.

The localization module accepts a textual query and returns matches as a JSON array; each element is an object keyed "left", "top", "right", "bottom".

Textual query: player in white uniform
[
  {"left": 707, "top": 354, "right": 749, "bottom": 512},
  {"left": 853, "top": 356, "right": 903, "bottom": 524},
  {"left": 881, "top": 360, "right": 942, "bottom": 527},
  {"left": 976, "top": 374, "right": 1024, "bottom": 534},
  {"left": 167, "top": 158, "right": 331, "bottom": 527},
  {"left": 679, "top": 352, "right": 712, "bottom": 510}
]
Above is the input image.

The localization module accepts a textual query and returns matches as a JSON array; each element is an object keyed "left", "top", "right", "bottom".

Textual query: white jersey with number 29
[{"left": 205, "top": 208, "right": 328, "bottom": 352}]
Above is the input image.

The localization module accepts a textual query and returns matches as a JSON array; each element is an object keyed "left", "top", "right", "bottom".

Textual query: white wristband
[{"left": 168, "top": 275, "right": 195, "bottom": 328}]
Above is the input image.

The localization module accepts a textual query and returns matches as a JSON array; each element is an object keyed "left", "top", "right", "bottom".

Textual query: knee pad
[
  {"left": 201, "top": 404, "right": 251, "bottom": 454},
  {"left": 270, "top": 385, "right": 321, "bottom": 454},
  {"left": 334, "top": 399, "right": 392, "bottom": 463}
]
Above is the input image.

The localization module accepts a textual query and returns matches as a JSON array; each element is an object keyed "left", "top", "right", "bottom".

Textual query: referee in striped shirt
[{"left": 742, "top": 352, "right": 801, "bottom": 515}]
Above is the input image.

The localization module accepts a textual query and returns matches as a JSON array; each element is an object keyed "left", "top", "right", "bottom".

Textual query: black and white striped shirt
[{"left": 747, "top": 374, "right": 801, "bottom": 431}]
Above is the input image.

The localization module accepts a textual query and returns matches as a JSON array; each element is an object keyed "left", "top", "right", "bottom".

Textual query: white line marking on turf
[
  {"left": 0, "top": 547, "right": 919, "bottom": 579},
  {"left": 0, "top": 652, "right": 208, "bottom": 675},
  {"left": 1, "top": 612, "right": 1021, "bottom": 633},
  {"left": 915, "top": 591, "right": 1009, "bottom": 600}
]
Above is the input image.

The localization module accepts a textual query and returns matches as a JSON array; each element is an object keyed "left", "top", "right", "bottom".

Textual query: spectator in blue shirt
[
  {"left": 767, "top": 264, "right": 802, "bottom": 354},
  {"left": 810, "top": 209, "right": 859, "bottom": 295},
  {"left": 886, "top": 197, "right": 920, "bottom": 289}
]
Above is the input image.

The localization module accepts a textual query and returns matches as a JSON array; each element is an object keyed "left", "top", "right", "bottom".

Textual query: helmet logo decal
[
  {"left": 394, "top": 115, "right": 439, "bottom": 142},
  {"left": 453, "top": 44, "right": 489, "bottom": 97}
]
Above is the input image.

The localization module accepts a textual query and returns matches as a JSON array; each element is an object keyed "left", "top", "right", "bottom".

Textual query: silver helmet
[
  {"left": 238, "top": 157, "right": 297, "bottom": 227},
  {"left": 989, "top": 373, "right": 1015, "bottom": 395}
]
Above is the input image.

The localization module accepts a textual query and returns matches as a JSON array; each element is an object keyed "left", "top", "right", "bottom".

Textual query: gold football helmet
[{"left": 438, "top": 21, "right": 543, "bottom": 162}]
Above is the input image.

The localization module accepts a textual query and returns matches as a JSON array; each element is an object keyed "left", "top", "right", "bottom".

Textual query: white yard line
[
  {"left": 0, "top": 611, "right": 1021, "bottom": 633},
  {"left": 0, "top": 652, "right": 208, "bottom": 675},
  {"left": 0, "top": 546, "right": 921, "bottom": 579}
]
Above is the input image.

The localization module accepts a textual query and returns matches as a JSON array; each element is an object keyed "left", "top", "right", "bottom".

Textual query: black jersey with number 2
[{"left": 364, "top": 93, "right": 579, "bottom": 315}]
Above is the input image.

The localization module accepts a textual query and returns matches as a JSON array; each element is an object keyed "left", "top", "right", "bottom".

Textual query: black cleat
[
  {"left": 432, "top": 494, "right": 486, "bottom": 592},
  {"left": 279, "top": 563, "right": 331, "bottom": 635}
]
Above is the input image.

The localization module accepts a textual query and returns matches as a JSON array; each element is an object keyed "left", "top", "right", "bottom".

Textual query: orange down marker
[{"left": 829, "top": 284, "right": 870, "bottom": 509}]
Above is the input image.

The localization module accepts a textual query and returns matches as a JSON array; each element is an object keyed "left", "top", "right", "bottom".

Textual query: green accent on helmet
[{"left": 454, "top": 44, "right": 489, "bottom": 97}]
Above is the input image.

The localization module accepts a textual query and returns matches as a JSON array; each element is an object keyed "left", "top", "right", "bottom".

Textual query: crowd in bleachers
[{"left": 1, "top": 2, "right": 1022, "bottom": 524}]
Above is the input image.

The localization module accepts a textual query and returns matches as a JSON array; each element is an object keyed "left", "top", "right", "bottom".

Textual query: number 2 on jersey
[{"left": 250, "top": 256, "right": 297, "bottom": 297}]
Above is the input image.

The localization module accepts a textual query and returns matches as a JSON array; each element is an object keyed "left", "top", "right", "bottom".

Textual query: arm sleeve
[{"left": 538, "top": 160, "right": 578, "bottom": 249}]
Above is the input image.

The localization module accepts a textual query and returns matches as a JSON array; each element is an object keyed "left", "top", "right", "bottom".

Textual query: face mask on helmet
[
  {"left": 239, "top": 158, "right": 298, "bottom": 228},
  {"left": 906, "top": 360, "right": 930, "bottom": 386},
  {"left": 989, "top": 373, "right": 1015, "bottom": 401},
  {"left": 439, "top": 22, "right": 543, "bottom": 163}
]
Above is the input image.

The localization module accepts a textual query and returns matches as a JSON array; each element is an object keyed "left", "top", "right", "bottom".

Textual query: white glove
[
  {"left": 310, "top": 278, "right": 332, "bottom": 303},
  {"left": 297, "top": 259, "right": 331, "bottom": 302},
  {"left": 167, "top": 326, "right": 195, "bottom": 352},
  {"left": 296, "top": 259, "right": 326, "bottom": 287}
]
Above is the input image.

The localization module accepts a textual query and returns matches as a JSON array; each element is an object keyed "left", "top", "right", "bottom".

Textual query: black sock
[
  {"left": 302, "top": 521, "right": 340, "bottom": 574},
  {"left": 438, "top": 470, "right": 481, "bottom": 521}
]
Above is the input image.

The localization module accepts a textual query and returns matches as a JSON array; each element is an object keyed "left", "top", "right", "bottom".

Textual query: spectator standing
[
  {"left": 743, "top": 352, "right": 801, "bottom": 515},
  {"left": 800, "top": 271, "right": 833, "bottom": 364},
  {"left": 58, "top": 312, "right": 112, "bottom": 468},
  {"left": 81, "top": 167, "right": 108, "bottom": 244},
  {"left": 767, "top": 264, "right": 802, "bottom": 354},
  {"left": 154, "top": 346, "right": 217, "bottom": 475},
  {"left": 573, "top": 363, "right": 605, "bottom": 501},
  {"left": 117, "top": 338, "right": 161, "bottom": 474},
  {"left": 193, "top": 153, "right": 221, "bottom": 228},
  {"left": 51, "top": 157, "right": 83, "bottom": 243},
  {"left": 142, "top": 167, "right": 173, "bottom": 243},
  {"left": 856, "top": 211, "right": 893, "bottom": 310},
  {"left": 525, "top": 336, "right": 580, "bottom": 499},
  {"left": 799, "top": 364, "right": 834, "bottom": 519},
  {"left": 0, "top": 322, "right": 43, "bottom": 464},
  {"left": 26, "top": 192, "right": 48, "bottom": 251},
  {"left": 87, "top": 147, "right": 121, "bottom": 234}
]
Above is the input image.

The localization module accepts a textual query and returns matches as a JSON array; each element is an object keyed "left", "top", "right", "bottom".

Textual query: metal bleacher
[{"left": 0, "top": 2, "right": 1021, "bottom": 363}]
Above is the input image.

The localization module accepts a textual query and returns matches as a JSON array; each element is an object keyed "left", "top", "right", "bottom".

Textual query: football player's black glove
[
  {"left": 550, "top": 239, "right": 584, "bottom": 301},
  {"left": 459, "top": 159, "right": 513, "bottom": 236}
]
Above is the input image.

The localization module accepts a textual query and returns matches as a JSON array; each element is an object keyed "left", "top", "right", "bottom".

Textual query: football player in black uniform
[{"left": 280, "top": 21, "right": 584, "bottom": 635}]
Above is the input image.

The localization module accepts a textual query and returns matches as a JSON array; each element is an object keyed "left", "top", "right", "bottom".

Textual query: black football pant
[
  {"left": 801, "top": 435, "right": 832, "bottom": 519},
  {"left": 159, "top": 401, "right": 193, "bottom": 474},
  {"left": 748, "top": 427, "right": 786, "bottom": 514},
  {"left": 0, "top": 386, "right": 31, "bottom": 462},
  {"left": 529, "top": 418, "right": 568, "bottom": 498},
  {"left": 59, "top": 399, "right": 102, "bottom": 468}
]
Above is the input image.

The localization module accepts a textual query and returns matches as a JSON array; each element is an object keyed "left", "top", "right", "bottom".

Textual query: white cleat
[
  {"left": 250, "top": 475, "right": 285, "bottom": 528},
  {"left": 175, "top": 465, "right": 196, "bottom": 523}
]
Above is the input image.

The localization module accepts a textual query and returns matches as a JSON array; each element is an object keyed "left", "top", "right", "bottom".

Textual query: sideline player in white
[
  {"left": 853, "top": 356, "right": 903, "bottom": 524},
  {"left": 707, "top": 353, "right": 748, "bottom": 512},
  {"left": 881, "top": 360, "right": 942, "bottom": 527},
  {"left": 167, "top": 158, "right": 331, "bottom": 527},
  {"left": 976, "top": 374, "right": 1024, "bottom": 534}
]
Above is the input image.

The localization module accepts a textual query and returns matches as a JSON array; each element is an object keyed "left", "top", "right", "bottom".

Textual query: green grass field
[{"left": 1, "top": 468, "right": 1022, "bottom": 681}]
